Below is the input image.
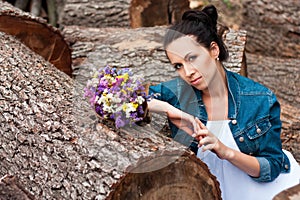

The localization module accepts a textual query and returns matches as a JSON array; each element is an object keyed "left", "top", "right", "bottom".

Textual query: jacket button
[
  {"left": 285, "top": 164, "right": 289, "bottom": 170},
  {"left": 256, "top": 128, "right": 262, "bottom": 134},
  {"left": 239, "top": 136, "right": 244, "bottom": 142},
  {"left": 232, "top": 119, "right": 237, "bottom": 125}
]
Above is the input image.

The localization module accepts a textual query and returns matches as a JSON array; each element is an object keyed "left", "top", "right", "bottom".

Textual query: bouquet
[{"left": 84, "top": 65, "right": 152, "bottom": 128}]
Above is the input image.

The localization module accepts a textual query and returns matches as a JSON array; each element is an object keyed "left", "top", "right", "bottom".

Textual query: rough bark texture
[
  {"left": 0, "top": 175, "right": 35, "bottom": 200},
  {"left": 130, "top": 0, "right": 189, "bottom": 28},
  {"left": 0, "top": 1, "right": 72, "bottom": 76},
  {"left": 0, "top": 31, "right": 221, "bottom": 199},
  {"left": 273, "top": 183, "right": 300, "bottom": 200},
  {"left": 242, "top": 0, "right": 300, "bottom": 58},
  {"left": 59, "top": 0, "right": 131, "bottom": 28},
  {"left": 59, "top": 0, "right": 194, "bottom": 29},
  {"left": 247, "top": 53, "right": 300, "bottom": 162}
]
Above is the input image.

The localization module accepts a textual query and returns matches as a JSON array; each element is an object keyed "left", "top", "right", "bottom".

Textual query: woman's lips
[{"left": 191, "top": 77, "right": 202, "bottom": 85}]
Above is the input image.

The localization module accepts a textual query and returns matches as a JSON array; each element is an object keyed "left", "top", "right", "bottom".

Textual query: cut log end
[
  {"left": 107, "top": 151, "right": 221, "bottom": 200},
  {"left": 0, "top": 1, "right": 72, "bottom": 76}
]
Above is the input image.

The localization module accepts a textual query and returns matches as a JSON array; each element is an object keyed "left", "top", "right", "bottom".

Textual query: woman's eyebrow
[{"left": 184, "top": 52, "right": 192, "bottom": 60}]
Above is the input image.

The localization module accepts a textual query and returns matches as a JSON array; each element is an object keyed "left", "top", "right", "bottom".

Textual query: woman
[{"left": 147, "top": 5, "right": 300, "bottom": 200}]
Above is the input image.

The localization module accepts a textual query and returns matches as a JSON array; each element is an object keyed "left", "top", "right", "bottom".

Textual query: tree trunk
[
  {"left": 242, "top": 0, "right": 300, "bottom": 58},
  {"left": 0, "top": 31, "right": 221, "bottom": 199},
  {"left": 0, "top": 1, "right": 72, "bottom": 76}
]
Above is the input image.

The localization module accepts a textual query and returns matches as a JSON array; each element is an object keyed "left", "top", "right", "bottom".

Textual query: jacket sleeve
[{"left": 251, "top": 92, "right": 289, "bottom": 182}]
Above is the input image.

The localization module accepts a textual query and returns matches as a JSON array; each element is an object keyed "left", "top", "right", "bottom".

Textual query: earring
[{"left": 216, "top": 57, "right": 219, "bottom": 61}]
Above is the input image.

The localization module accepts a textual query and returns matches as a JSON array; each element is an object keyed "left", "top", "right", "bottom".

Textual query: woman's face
[{"left": 166, "top": 36, "right": 220, "bottom": 91}]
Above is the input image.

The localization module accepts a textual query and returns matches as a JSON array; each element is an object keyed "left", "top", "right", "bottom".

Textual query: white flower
[
  {"left": 124, "top": 103, "right": 136, "bottom": 118},
  {"left": 135, "top": 96, "right": 145, "bottom": 104}
]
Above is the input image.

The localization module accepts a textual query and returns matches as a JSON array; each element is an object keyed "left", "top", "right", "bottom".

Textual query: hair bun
[
  {"left": 181, "top": 5, "right": 218, "bottom": 31},
  {"left": 202, "top": 5, "right": 218, "bottom": 27},
  {"left": 182, "top": 10, "right": 205, "bottom": 22}
]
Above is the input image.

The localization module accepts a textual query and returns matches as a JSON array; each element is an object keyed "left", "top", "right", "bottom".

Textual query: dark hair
[{"left": 163, "top": 5, "right": 229, "bottom": 61}]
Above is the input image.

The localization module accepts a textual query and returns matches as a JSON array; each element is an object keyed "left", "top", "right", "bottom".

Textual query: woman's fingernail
[{"left": 192, "top": 133, "right": 196, "bottom": 137}]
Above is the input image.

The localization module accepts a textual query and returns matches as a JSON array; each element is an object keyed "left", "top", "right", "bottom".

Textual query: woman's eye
[
  {"left": 173, "top": 63, "right": 182, "bottom": 70},
  {"left": 188, "top": 55, "right": 197, "bottom": 62}
]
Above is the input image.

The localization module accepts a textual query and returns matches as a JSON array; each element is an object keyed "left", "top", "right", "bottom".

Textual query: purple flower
[{"left": 115, "top": 115, "right": 125, "bottom": 128}]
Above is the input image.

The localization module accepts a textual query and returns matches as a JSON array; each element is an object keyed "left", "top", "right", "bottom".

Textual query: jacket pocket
[{"left": 245, "top": 117, "right": 271, "bottom": 140}]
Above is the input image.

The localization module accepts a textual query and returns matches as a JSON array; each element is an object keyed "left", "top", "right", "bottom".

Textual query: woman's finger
[{"left": 195, "top": 117, "right": 207, "bottom": 130}]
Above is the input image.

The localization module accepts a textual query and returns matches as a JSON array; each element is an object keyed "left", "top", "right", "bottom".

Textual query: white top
[{"left": 197, "top": 120, "right": 300, "bottom": 200}]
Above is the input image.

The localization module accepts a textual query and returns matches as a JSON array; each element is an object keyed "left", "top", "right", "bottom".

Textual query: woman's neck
[{"left": 202, "top": 65, "right": 228, "bottom": 120}]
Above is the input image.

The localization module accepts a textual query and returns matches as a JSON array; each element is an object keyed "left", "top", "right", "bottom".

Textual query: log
[
  {"left": 273, "top": 184, "right": 300, "bottom": 200},
  {"left": 0, "top": 1, "right": 72, "bottom": 76},
  {"left": 59, "top": 0, "right": 132, "bottom": 28},
  {"left": 242, "top": 0, "right": 300, "bottom": 58},
  {"left": 0, "top": 31, "right": 221, "bottom": 199},
  {"left": 59, "top": 0, "right": 190, "bottom": 29}
]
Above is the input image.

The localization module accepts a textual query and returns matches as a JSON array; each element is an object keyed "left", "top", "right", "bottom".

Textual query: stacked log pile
[
  {"left": 1, "top": 0, "right": 299, "bottom": 199},
  {"left": 0, "top": 30, "right": 221, "bottom": 199}
]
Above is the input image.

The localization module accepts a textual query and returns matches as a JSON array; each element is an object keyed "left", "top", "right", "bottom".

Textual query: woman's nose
[{"left": 183, "top": 64, "right": 195, "bottom": 76}]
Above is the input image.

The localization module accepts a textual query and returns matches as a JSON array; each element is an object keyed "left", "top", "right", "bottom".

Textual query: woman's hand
[{"left": 194, "top": 118, "right": 233, "bottom": 160}]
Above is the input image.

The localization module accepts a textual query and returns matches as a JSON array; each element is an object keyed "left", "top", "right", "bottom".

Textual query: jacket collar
[
  {"left": 225, "top": 69, "right": 240, "bottom": 119},
  {"left": 175, "top": 69, "right": 240, "bottom": 120}
]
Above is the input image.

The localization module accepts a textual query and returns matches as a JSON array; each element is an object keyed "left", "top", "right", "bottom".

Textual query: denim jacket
[{"left": 149, "top": 69, "right": 290, "bottom": 182}]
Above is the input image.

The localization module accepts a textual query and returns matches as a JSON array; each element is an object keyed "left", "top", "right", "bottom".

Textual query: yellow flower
[
  {"left": 122, "top": 103, "right": 128, "bottom": 112},
  {"left": 132, "top": 102, "right": 139, "bottom": 109},
  {"left": 121, "top": 89, "right": 127, "bottom": 95}
]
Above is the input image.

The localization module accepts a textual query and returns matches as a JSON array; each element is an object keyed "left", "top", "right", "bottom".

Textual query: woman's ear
[{"left": 209, "top": 42, "right": 220, "bottom": 60}]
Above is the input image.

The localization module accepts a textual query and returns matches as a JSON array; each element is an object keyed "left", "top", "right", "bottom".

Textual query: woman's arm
[
  {"left": 148, "top": 99, "right": 200, "bottom": 136},
  {"left": 195, "top": 118, "right": 260, "bottom": 177}
]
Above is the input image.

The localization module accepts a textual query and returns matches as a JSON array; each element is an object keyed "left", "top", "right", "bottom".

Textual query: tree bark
[
  {"left": 0, "top": 1, "right": 72, "bottom": 76},
  {"left": 0, "top": 175, "right": 35, "bottom": 200},
  {"left": 242, "top": 0, "right": 300, "bottom": 58},
  {"left": 59, "top": 0, "right": 191, "bottom": 29},
  {"left": 59, "top": 0, "right": 131, "bottom": 28},
  {"left": 0, "top": 31, "right": 221, "bottom": 199}
]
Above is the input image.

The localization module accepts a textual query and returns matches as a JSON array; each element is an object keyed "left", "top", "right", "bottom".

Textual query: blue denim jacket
[{"left": 149, "top": 69, "right": 290, "bottom": 182}]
